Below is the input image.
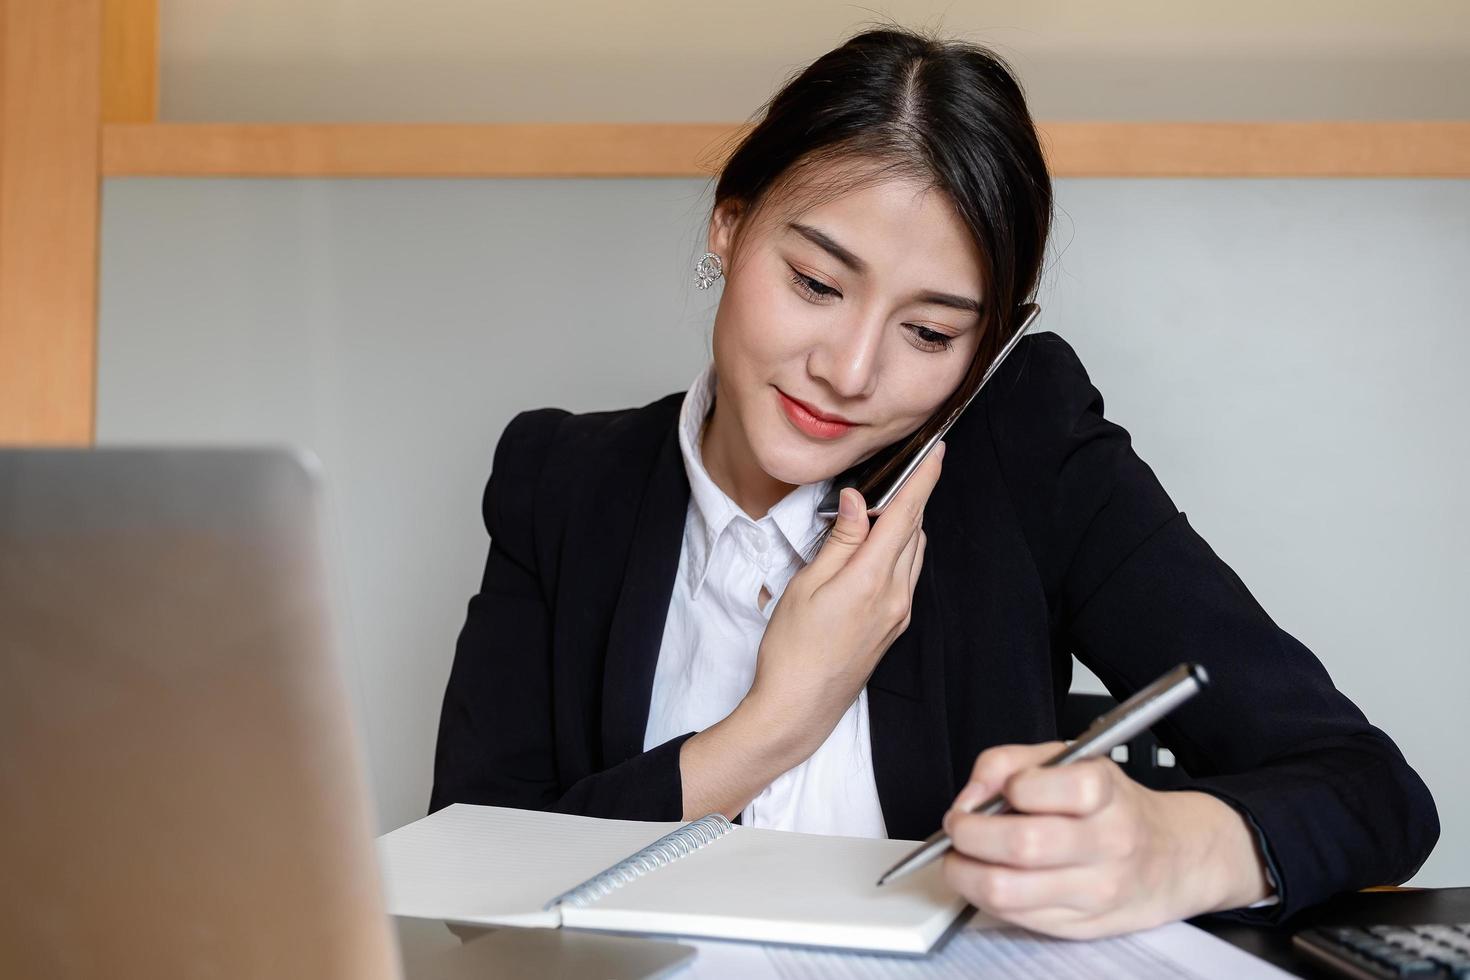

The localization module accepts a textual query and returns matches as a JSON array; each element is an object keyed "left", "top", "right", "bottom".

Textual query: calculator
[{"left": 1293, "top": 923, "right": 1470, "bottom": 978}]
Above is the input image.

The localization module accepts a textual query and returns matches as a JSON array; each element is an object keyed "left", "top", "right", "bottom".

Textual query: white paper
[{"left": 680, "top": 915, "right": 1294, "bottom": 979}]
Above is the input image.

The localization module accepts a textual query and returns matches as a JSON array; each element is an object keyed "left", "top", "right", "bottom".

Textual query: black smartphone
[{"left": 815, "top": 303, "right": 1041, "bottom": 519}]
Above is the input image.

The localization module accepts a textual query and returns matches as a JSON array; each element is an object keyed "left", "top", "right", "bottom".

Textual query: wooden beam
[
  {"left": 1040, "top": 122, "right": 1470, "bottom": 178},
  {"left": 102, "top": 123, "right": 748, "bottom": 178},
  {"left": 0, "top": 0, "right": 102, "bottom": 446},
  {"left": 99, "top": 121, "right": 1470, "bottom": 179},
  {"left": 101, "top": 0, "right": 156, "bottom": 123}
]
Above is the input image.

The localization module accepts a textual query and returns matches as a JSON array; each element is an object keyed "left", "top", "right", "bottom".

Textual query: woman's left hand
[{"left": 940, "top": 742, "right": 1272, "bottom": 939}]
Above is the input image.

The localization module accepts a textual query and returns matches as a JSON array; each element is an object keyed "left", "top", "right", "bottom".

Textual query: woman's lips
[{"left": 776, "top": 388, "right": 855, "bottom": 440}]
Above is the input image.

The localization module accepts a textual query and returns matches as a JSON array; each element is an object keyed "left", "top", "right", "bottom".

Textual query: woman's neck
[{"left": 700, "top": 397, "right": 797, "bottom": 521}]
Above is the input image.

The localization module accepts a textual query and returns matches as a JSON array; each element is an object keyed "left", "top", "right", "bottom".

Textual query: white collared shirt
[{"left": 641, "top": 362, "right": 889, "bottom": 838}]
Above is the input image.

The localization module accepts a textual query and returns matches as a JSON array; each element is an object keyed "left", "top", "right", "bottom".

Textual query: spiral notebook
[{"left": 377, "top": 803, "right": 967, "bottom": 954}]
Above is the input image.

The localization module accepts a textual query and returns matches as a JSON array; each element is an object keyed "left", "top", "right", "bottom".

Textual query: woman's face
[{"left": 706, "top": 164, "right": 986, "bottom": 488}]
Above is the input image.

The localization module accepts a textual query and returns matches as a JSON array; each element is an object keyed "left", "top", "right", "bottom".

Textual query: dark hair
[{"left": 708, "top": 25, "right": 1053, "bottom": 506}]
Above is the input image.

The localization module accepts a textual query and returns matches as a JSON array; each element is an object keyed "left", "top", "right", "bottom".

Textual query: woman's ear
[{"left": 706, "top": 200, "right": 743, "bottom": 264}]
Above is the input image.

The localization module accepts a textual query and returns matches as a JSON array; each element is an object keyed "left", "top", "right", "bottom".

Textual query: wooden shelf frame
[
  {"left": 0, "top": 0, "right": 107, "bottom": 446},
  {"left": 101, "top": 121, "right": 1470, "bottom": 179}
]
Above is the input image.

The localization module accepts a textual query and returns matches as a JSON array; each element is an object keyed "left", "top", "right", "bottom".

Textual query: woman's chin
[{"left": 754, "top": 439, "right": 861, "bottom": 488}]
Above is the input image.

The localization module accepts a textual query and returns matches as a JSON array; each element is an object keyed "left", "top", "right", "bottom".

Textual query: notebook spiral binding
[{"left": 542, "top": 813, "right": 734, "bottom": 910}]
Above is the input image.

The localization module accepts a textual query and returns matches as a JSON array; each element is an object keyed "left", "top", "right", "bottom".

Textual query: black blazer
[{"left": 430, "top": 331, "right": 1438, "bottom": 922}]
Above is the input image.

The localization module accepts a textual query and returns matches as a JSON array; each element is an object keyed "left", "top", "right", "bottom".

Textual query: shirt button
[{"left": 752, "top": 535, "right": 768, "bottom": 553}]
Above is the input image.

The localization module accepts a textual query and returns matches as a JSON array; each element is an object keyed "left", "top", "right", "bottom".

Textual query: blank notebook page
[
  {"left": 376, "top": 804, "right": 685, "bottom": 927},
  {"left": 560, "top": 825, "right": 966, "bottom": 953}
]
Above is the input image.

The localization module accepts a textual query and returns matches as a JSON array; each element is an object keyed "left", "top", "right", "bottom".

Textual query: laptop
[{"left": 0, "top": 448, "right": 694, "bottom": 979}]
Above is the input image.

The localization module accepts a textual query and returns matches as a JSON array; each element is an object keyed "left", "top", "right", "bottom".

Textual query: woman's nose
[{"left": 809, "top": 316, "right": 883, "bottom": 401}]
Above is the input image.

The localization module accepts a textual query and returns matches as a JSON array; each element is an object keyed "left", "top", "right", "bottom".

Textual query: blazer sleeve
[
  {"left": 428, "top": 408, "right": 696, "bottom": 821},
  {"left": 986, "top": 333, "right": 1439, "bottom": 923}
]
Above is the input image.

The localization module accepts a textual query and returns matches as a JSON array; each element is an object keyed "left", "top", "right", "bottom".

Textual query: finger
[
  {"left": 805, "top": 487, "right": 871, "bottom": 578},
  {"left": 942, "top": 851, "right": 1113, "bottom": 916},
  {"left": 891, "top": 519, "right": 921, "bottom": 585},
  {"left": 906, "top": 528, "right": 926, "bottom": 596},
  {"left": 941, "top": 812, "right": 1088, "bottom": 869},
  {"left": 1004, "top": 758, "right": 1117, "bottom": 817},
  {"left": 873, "top": 524, "right": 921, "bottom": 637},
  {"left": 954, "top": 741, "right": 1066, "bottom": 811},
  {"left": 857, "top": 441, "right": 945, "bottom": 567}
]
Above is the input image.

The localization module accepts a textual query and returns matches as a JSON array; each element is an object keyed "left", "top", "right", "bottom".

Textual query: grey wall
[{"left": 98, "top": 176, "right": 1469, "bottom": 887}]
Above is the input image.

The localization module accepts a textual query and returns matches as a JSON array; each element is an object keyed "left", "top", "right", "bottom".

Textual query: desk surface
[
  {"left": 398, "top": 888, "right": 1470, "bottom": 979},
  {"left": 1196, "top": 887, "right": 1470, "bottom": 978}
]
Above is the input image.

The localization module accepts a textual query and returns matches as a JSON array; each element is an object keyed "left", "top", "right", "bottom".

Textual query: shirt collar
[{"left": 677, "top": 363, "right": 832, "bottom": 598}]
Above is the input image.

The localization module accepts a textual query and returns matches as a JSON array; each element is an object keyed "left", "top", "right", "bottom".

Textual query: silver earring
[{"left": 694, "top": 251, "right": 724, "bottom": 289}]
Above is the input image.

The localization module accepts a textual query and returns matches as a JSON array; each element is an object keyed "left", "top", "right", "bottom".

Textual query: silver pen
[{"left": 876, "top": 662, "right": 1210, "bottom": 886}]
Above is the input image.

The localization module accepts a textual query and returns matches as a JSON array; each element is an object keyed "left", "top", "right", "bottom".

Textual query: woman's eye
[
  {"left": 788, "top": 264, "right": 951, "bottom": 353},
  {"left": 790, "top": 268, "right": 840, "bottom": 301},
  {"left": 907, "top": 325, "right": 954, "bottom": 353}
]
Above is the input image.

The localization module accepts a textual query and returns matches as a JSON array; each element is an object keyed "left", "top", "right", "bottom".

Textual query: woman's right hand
[{"left": 744, "top": 441, "right": 944, "bottom": 766}]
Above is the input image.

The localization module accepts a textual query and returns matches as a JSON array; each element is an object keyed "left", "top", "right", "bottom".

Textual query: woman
[{"left": 429, "top": 27, "right": 1438, "bottom": 939}]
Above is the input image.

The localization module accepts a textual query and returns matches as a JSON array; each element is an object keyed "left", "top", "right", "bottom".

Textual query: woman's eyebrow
[
  {"left": 788, "top": 221, "right": 868, "bottom": 274},
  {"left": 786, "top": 221, "right": 984, "bottom": 316}
]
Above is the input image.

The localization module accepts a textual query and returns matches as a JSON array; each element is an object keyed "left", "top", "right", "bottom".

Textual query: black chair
[{"left": 1059, "top": 692, "right": 1191, "bottom": 791}]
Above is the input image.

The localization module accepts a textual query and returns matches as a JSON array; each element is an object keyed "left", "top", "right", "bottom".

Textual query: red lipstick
[{"left": 776, "top": 388, "right": 855, "bottom": 440}]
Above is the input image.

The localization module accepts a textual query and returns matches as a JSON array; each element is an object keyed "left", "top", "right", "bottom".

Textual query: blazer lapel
[{"left": 600, "top": 415, "right": 690, "bottom": 766}]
